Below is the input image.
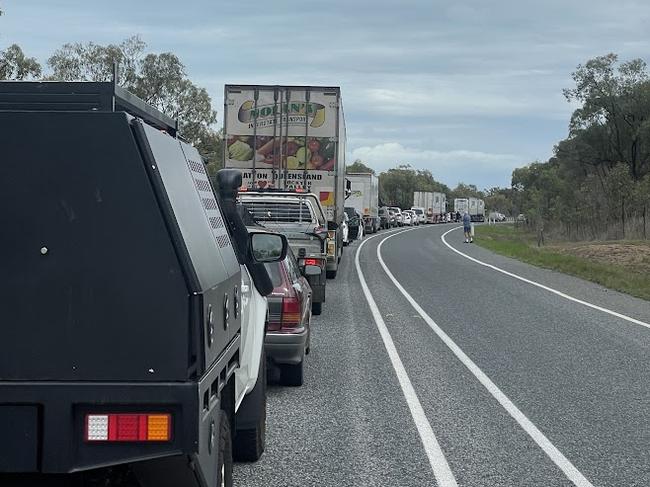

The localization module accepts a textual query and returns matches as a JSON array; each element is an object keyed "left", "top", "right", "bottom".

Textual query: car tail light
[
  {"left": 85, "top": 413, "right": 171, "bottom": 442},
  {"left": 281, "top": 296, "right": 301, "bottom": 328}
]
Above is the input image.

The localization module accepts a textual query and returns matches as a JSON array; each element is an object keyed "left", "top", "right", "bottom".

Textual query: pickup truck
[
  {"left": 239, "top": 191, "right": 329, "bottom": 315},
  {"left": 0, "top": 81, "right": 287, "bottom": 487}
]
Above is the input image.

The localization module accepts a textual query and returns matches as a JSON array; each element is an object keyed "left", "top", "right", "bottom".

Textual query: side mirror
[
  {"left": 304, "top": 265, "right": 321, "bottom": 277},
  {"left": 327, "top": 221, "right": 339, "bottom": 231},
  {"left": 249, "top": 231, "right": 288, "bottom": 263},
  {"left": 344, "top": 179, "right": 352, "bottom": 199}
]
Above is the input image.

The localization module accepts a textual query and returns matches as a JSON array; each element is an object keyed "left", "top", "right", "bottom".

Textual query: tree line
[
  {"left": 512, "top": 54, "right": 650, "bottom": 240},
  {"left": 346, "top": 160, "right": 501, "bottom": 211},
  {"left": 351, "top": 54, "right": 650, "bottom": 242}
]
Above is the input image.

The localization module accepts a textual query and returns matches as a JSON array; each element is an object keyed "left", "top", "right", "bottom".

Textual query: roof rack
[{"left": 0, "top": 81, "right": 178, "bottom": 136}]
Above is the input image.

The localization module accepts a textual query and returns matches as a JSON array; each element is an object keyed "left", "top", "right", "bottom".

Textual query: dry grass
[
  {"left": 548, "top": 242, "right": 650, "bottom": 272},
  {"left": 475, "top": 225, "right": 650, "bottom": 301}
]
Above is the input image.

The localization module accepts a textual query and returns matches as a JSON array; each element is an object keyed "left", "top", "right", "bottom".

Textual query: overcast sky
[{"left": 2, "top": 0, "right": 649, "bottom": 188}]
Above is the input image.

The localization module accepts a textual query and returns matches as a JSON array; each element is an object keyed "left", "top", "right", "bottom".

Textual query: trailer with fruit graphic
[{"left": 224, "top": 85, "right": 347, "bottom": 278}]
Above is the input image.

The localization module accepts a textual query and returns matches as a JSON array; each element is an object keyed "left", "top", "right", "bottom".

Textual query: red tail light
[
  {"left": 281, "top": 296, "right": 301, "bottom": 328},
  {"left": 303, "top": 258, "right": 320, "bottom": 266}
]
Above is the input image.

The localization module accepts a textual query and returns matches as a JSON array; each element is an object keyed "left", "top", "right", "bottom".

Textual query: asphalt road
[
  {"left": 235, "top": 223, "right": 650, "bottom": 487},
  {"left": 4, "top": 224, "right": 646, "bottom": 486}
]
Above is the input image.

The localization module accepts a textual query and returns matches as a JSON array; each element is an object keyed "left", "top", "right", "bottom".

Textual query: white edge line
[
  {"left": 355, "top": 228, "right": 459, "bottom": 487},
  {"left": 377, "top": 230, "right": 594, "bottom": 487},
  {"left": 440, "top": 226, "right": 650, "bottom": 330}
]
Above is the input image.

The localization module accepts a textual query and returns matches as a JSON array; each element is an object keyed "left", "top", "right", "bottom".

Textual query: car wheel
[
  {"left": 233, "top": 351, "right": 266, "bottom": 462},
  {"left": 217, "top": 412, "right": 233, "bottom": 487},
  {"left": 311, "top": 301, "right": 322, "bottom": 315},
  {"left": 280, "top": 361, "right": 304, "bottom": 387}
]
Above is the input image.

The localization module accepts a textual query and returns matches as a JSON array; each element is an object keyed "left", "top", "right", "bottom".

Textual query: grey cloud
[{"left": 2, "top": 0, "right": 649, "bottom": 189}]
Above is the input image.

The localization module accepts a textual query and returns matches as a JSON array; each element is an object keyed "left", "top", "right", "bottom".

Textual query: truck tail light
[
  {"left": 303, "top": 258, "right": 319, "bottom": 266},
  {"left": 281, "top": 297, "right": 301, "bottom": 328},
  {"left": 85, "top": 413, "right": 171, "bottom": 442}
]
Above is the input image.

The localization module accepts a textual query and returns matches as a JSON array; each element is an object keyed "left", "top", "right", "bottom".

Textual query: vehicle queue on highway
[{"left": 0, "top": 81, "right": 491, "bottom": 487}]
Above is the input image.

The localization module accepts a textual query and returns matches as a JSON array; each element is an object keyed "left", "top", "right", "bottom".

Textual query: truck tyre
[
  {"left": 311, "top": 301, "right": 322, "bottom": 315},
  {"left": 326, "top": 269, "right": 337, "bottom": 279},
  {"left": 233, "top": 352, "right": 266, "bottom": 462},
  {"left": 217, "top": 413, "right": 234, "bottom": 487},
  {"left": 280, "top": 361, "right": 304, "bottom": 387}
]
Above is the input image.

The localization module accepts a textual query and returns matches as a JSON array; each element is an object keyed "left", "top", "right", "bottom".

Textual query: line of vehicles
[
  {"left": 0, "top": 81, "right": 492, "bottom": 487},
  {"left": 0, "top": 82, "right": 368, "bottom": 487}
]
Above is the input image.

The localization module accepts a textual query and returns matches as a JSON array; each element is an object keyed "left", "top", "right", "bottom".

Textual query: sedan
[{"left": 265, "top": 250, "right": 312, "bottom": 386}]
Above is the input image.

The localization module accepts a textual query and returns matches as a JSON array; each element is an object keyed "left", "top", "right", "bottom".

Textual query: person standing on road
[{"left": 462, "top": 211, "right": 473, "bottom": 243}]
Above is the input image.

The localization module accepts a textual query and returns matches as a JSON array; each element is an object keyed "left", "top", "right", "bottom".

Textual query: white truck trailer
[
  {"left": 414, "top": 191, "right": 447, "bottom": 223},
  {"left": 469, "top": 197, "right": 486, "bottom": 222},
  {"left": 347, "top": 173, "right": 379, "bottom": 233},
  {"left": 455, "top": 197, "right": 485, "bottom": 222},
  {"left": 454, "top": 198, "right": 469, "bottom": 217},
  {"left": 223, "top": 85, "right": 347, "bottom": 278}
]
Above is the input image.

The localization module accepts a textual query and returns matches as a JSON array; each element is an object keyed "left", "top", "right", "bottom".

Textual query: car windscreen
[{"left": 243, "top": 200, "right": 314, "bottom": 223}]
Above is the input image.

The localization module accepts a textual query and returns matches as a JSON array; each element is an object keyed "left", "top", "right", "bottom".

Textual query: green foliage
[
  {"left": 512, "top": 53, "right": 650, "bottom": 240},
  {"left": 346, "top": 159, "right": 375, "bottom": 174},
  {"left": 46, "top": 36, "right": 217, "bottom": 146},
  {"left": 484, "top": 187, "right": 514, "bottom": 215},
  {"left": 379, "top": 164, "right": 450, "bottom": 208},
  {"left": 47, "top": 36, "right": 144, "bottom": 86},
  {"left": 0, "top": 44, "right": 41, "bottom": 80}
]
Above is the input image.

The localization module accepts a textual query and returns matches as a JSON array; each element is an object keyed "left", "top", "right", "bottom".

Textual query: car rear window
[{"left": 264, "top": 261, "right": 284, "bottom": 287}]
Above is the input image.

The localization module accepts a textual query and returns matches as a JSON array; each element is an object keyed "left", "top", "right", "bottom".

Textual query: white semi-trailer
[
  {"left": 469, "top": 197, "right": 486, "bottom": 222},
  {"left": 414, "top": 191, "right": 446, "bottom": 223},
  {"left": 347, "top": 173, "right": 379, "bottom": 233},
  {"left": 455, "top": 197, "right": 485, "bottom": 222}
]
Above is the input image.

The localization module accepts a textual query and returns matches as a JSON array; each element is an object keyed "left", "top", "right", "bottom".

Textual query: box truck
[
  {"left": 0, "top": 82, "right": 288, "bottom": 486},
  {"left": 455, "top": 197, "right": 485, "bottom": 222},
  {"left": 346, "top": 173, "right": 379, "bottom": 233},
  {"left": 414, "top": 191, "right": 447, "bottom": 223},
  {"left": 467, "top": 197, "right": 485, "bottom": 222},
  {"left": 224, "top": 85, "right": 347, "bottom": 278},
  {"left": 454, "top": 198, "right": 469, "bottom": 217}
]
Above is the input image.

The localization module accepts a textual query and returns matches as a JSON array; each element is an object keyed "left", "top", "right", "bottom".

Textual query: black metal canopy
[{"left": 0, "top": 80, "right": 178, "bottom": 135}]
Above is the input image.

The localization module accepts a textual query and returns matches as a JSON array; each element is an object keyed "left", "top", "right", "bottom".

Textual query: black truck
[{"left": 0, "top": 82, "right": 285, "bottom": 486}]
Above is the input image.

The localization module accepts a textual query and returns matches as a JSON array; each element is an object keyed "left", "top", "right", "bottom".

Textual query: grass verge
[{"left": 474, "top": 224, "right": 650, "bottom": 301}]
